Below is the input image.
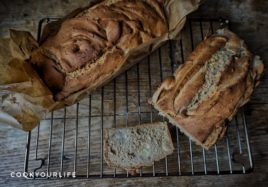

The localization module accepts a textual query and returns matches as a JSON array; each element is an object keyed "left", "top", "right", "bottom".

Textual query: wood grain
[{"left": 0, "top": 0, "right": 268, "bottom": 186}]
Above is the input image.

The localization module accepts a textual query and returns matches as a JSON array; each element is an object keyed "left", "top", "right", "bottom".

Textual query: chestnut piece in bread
[
  {"left": 151, "top": 29, "right": 264, "bottom": 149},
  {"left": 30, "top": 0, "right": 168, "bottom": 100}
]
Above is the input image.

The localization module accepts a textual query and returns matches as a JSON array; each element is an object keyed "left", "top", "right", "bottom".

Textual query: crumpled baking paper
[{"left": 0, "top": 0, "right": 202, "bottom": 131}]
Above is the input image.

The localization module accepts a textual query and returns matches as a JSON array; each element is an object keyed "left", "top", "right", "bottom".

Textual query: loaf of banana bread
[
  {"left": 30, "top": 0, "right": 168, "bottom": 101},
  {"left": 151, "top": 29, "right": 264, "bottom": 149}
]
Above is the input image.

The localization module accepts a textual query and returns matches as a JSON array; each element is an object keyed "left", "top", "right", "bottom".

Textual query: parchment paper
[{"left": 0, "top": 0, "right": 202, "bottom": 131}]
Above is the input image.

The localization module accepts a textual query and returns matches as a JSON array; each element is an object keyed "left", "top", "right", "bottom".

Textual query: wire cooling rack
[{"left": 23, "top": 18, "right": 253, "bottom": 179}]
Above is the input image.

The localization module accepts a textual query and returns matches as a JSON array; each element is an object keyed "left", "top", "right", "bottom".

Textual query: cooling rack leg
[
  {"left": 100, "top": 88, "right": 104, "bottom": 178},
  {"left": 234, "top": 116, "right": 246, "bottom": 173},
  {"left": 226, "top": 133, "right": 233, "bottom": 174},
  {"left": 87, "top": 96, "right": 92, "bottom": 178},
  {"left": 242, "top": 108, "right": 254, "bottom": 171},
  {"left": 60, "top": 108, "right": 66, "bottom": 176},
  {"left": 113, "top": 80, "right": 117, "bottom": 177},
  {"left": 124, "top": 71, "right": 129, "bottom": 177},
  {"left": 24, "top": 131, "right": 31, "bottom": 173}
]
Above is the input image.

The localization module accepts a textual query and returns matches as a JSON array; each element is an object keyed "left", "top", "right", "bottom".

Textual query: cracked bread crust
[
  {"left": 151, "top": 29, "right": 264, "bottom": 149},
  {"left": 29, "top": 0, "right": 168, "bottom": 101}
]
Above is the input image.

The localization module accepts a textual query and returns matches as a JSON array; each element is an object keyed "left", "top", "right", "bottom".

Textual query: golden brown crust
[
  {"left": 30, "top": 0, "right": 168, "bottom": 100},
  {"left": 151, "top": 29, "right": 264, "bottom": 149}
]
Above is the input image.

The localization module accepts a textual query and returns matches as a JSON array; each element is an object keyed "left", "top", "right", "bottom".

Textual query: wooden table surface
[{"left": 0, "top": 0, "right": 267, "bottom": 186}]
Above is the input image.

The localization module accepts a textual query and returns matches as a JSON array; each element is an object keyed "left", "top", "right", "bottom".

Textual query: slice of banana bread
[{"left": 104, "top": 122, "right": 174, "bottom": 174}]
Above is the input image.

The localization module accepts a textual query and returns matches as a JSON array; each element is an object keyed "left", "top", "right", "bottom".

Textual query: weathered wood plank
[{"left": 0, "top": 0, "right": 268, "bottom": 186}]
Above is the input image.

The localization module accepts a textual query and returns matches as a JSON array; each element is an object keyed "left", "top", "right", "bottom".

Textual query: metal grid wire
[{"left": 23, "top": 18, "right": 253, "bottom": 179}]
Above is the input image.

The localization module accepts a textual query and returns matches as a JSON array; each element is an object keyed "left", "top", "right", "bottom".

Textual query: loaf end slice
[{"left": 104, "top": 122, "right": 174, "bottom": 174}]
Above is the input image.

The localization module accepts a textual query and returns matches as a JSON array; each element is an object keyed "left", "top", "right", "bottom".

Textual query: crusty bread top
[
  {"left": 104, "top": 122, "right": 174, "bottom": 172},
  {"left": 151, "top": 29, "right": 264, "bottom": 149},
  {"left": 30, "top": 0, "right": 168, "bottom": 100}
]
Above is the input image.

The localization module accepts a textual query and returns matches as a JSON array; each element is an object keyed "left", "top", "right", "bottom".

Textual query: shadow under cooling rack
[{"left": 23, "top": 18, "right": 253, "bottom": 179}]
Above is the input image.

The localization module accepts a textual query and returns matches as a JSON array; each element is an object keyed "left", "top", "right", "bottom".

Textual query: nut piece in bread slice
[
  {"left": 150, "top": 29, "right": 264, "bottom": 150},
  {"left": 104, "top": 122, "right": 174, "bottom": 174}
]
